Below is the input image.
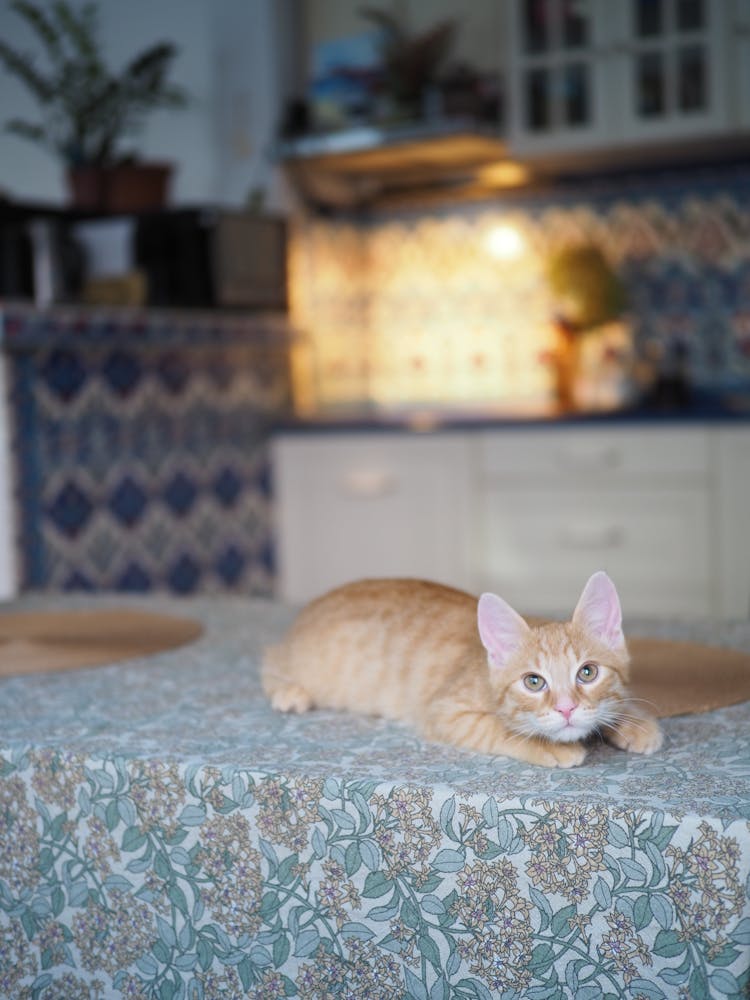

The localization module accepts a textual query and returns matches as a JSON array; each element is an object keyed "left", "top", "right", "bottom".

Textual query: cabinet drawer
[
  {"left": 478, "top": 486, "right": 712, "bottom": 617},
  {"left": 477, "top": 428, "right": 710, "bottom": 485},
  {"left": 272, "top": 432, "right": 472, "bottom": 602}
]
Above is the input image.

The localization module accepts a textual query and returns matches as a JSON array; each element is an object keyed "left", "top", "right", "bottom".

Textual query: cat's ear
[
  {"left": 477, "top": 592, "right": 530, "bottom": 672},
  {"left": 572, "top": 571, "right": 625, "bottom": 650}
]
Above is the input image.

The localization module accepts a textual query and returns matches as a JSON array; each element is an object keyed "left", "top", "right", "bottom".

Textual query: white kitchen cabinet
[
  {"left": 735, "top": 0, "right": 750, "bottom": 130},
  {"left": 507, "top": 0, "right": 735, "bottom": 158},
  {"left": 715, "top": 426, "right": 750, "bottom": 619},
  {"left": 271, "top": 424, "right": 750, "bottom": 619},
  {"left": 506, "top": 0, "right": 610, "bottom": 155},
  {"left": 272, "top": 432, "right": 474, "bottom": 603},
  {"left": 473, "top": 427, "right": 715, "bottom": 617}
]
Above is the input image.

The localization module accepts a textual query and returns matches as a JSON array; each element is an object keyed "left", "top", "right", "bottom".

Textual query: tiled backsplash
[
  {"left": 3, "top": 308, "right": 290, "bottom": 594},
  {"left": 289, "top": 163, "right": 750, "bottom": 414}
]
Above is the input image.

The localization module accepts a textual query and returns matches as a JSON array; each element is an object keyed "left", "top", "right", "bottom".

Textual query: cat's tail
[{"left": 261, "top": 643, "right": 312, "bottom": 714}]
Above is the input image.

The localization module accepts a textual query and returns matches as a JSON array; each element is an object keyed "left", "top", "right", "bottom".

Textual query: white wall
[
  {"left": 0, "top": 0, "right": 295, "bottom": 208},
  {"left": 209, "top": 0, "right": 297, "bottom": 210}
]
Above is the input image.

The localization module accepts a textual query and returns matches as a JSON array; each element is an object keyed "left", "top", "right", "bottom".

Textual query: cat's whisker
[
  {"left": 594, "top": 706, "right": 627, "bottom": 728},
  {"left": 510, "top": 723, "right": 539, "bottom": 742},
  {"left": 510, "top": 720, "right": 550, "bottom": 746},
  {"left": 609, "top": 708, "right": 649, "bottom": 726},
  {"left": 622, "top": 695, "right": 660, "bottom": 713},
  {"left": 612, "top": 706, "right": 651, "bottom": 722},
  {"left": 606, "top": 712, "right": 652, "bottom": 737}
]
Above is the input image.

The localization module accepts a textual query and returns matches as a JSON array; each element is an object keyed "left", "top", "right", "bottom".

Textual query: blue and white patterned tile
[{"left": 3, "top": 309, "right": 292, "bottom": 595}]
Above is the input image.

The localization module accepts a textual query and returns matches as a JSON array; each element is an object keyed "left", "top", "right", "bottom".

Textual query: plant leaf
[{"left": 5, "top": 119, "right": 46, "bottom": 144}]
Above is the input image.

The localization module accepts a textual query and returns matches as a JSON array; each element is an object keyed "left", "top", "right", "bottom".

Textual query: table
[{"left": 1, "top": 594, "right": 749, "bottom": 999}]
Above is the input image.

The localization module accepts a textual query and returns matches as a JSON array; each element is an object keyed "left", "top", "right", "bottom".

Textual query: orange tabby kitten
[{"left": 262, "top": 572, "right": 662, "bottom": 768}]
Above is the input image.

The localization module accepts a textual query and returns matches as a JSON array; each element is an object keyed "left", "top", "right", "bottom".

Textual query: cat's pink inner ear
[
  {"left": 572, "top": 571, "right": 625, "bottom": 649},
  {"left": 477, "top": 593, "right": 530, "bottom": 671}
]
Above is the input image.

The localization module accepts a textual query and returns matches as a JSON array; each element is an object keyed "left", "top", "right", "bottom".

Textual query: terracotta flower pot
[{"left": 67, "top": 162, "right": 173, "bottom": 213}]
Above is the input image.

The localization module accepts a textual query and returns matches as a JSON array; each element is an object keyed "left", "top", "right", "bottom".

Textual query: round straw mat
[
  {"left": 1, "top": 612, "right": 748, "bottom": 720},
  {"left": 628, "top": 636, "right": 750, "bottom": 718},
  {"left": 0, "top": 609, "right": 202, "bottom": 677}
]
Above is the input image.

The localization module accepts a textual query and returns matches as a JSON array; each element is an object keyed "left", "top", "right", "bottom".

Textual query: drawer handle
[
  {"left": 558, "top": 448, "right": 622, "bottom": 471},
  {"left": 559, "top": 525, "right": 625, "bottom": 549},
  {"left": 339, "top": 469, "right": 397, "bottom": 498}
]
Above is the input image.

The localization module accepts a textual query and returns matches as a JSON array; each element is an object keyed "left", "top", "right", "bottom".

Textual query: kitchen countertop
[{"left": 275, "top": 387, "right": 750, "bottom": 435}]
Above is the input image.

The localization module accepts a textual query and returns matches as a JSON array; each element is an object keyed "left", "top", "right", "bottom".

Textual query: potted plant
[
  {"left": 0, "top": 0, "right": 187, "bottom": 211},
  {"left": 546, "top": 244, "right": 630, "bottom": 411},
  {"left": 360, "top": 6, "right": 457, "bottom": 122}
]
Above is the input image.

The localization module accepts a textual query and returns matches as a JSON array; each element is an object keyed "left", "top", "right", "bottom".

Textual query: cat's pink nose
[{"left": 555, "top": 701, "right": 577, "bottom": 723}]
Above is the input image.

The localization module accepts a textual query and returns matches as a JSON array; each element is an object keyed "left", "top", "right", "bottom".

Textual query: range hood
[{"left": 278, "top": 120, "right": 531, "bottom": 210}]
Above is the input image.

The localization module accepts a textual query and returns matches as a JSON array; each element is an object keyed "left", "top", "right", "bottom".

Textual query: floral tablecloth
[{"left": 1, "top": 594, "right": 750, "bottom": 1000}]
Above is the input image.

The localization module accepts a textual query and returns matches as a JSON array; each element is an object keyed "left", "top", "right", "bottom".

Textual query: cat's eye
[
  {"left": 577, "top": 663, "right": 599, "bottom": 683},
  {"left": 523, "top": 673, "right": 546, "bottom": 692}
]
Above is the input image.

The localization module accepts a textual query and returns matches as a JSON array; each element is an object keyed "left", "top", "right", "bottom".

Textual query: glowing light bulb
[{"left": 485, "top": 224, "right": 525, "bottom": 260}]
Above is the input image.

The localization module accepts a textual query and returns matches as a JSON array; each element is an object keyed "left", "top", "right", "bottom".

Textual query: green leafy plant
[
  {"left": 0, "top": 0, "right": 187, "bottom": 167},
  {"left": 360, "top": 5, "right": 456, "bottom": 117},
  {"left": 546, "top": 243, "right": 626, "bottom": 330}
]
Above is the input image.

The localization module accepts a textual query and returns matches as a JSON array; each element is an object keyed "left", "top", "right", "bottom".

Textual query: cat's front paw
[
  {"left": 269, "top": 683, "right": 312, "bottom": 714},
  {"left": 548, "top": 742, "right": 588, "bottom": 768},
  {"left": 607, "top": 714, "right": 663, "bottom": 755},
  {"left": 527, "top": 741, "right": 587, "bottom": 768}
]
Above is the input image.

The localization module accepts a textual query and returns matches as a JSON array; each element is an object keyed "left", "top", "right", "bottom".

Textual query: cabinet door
[
  {"left": 612, "top": 0, "right": 730, "bottom": 141},
  {"left": 474, "top": 427, "right": 715, "bottom": 618},
  {"left": 714, "top": 427, "right": 750, "bottom": 619},
  {"left": 272, "top": 433, "right": 472, "bottom": 603},
  {"left": 734, "top": 0, "right": 750, "bottom": 130},
  {"left": 507, "top": 0, "right": 611, "bottom": 154},
  {"left": 478, "top": 485, "right": 713, "bottom": 617},
  {"left": 508, "top": 0, "right": 732, "bottom": 157}
]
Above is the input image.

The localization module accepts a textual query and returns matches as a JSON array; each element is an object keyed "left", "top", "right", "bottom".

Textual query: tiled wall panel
[{"left": 3, "top": 309, "right": 290, "bottom": 594}]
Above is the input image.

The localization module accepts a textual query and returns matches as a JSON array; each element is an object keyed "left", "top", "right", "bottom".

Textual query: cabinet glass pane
[
  {"left": 636, "top": 51, "right": 666, "bottom": 116},
  {"left": 677, "top": 0, "right": 704, "bottom": 31},
  {"left": 522, "top": 0, "right": 551, "bottom": 53},
  {"left": 563, "top": 63, "right": 590, "bottom": 124},
  {"left": 678, "top": 44, "right": 707, "bottom": 110},
  {"left": 562, "top": 0, "right": 590, "bottom": 48},
  {"left": 524, "top": 67, "right": 551, "bottom": 129},
  {"left": 635, "top": 0, "right": 664, "bottom": 37}
]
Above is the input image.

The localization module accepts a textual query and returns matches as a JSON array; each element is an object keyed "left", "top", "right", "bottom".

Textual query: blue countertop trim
[{"left": 274, "top": 390, "right": 750, "bottom": 434}]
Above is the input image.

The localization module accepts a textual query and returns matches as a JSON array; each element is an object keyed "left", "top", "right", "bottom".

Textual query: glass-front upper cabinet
[
  {"left": 507, "top": 0, "right": 608, "bottom": 152},
  {"left": 615, "top": 0, "right": 729, "bottom": 139},
  {"left": 506, "top": 0, "right": 734, "bottom": 156},
  {"left": 734, "top": 0, "right": 750, "bottom": 130}
]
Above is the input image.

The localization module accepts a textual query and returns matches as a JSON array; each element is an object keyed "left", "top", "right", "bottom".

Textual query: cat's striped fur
[{"left": 262, "top": 573, "right": 662, "bottom": 768}]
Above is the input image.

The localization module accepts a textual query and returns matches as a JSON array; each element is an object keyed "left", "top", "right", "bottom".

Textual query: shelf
[
  {"left": 278, "top": 121, "right": 530, "bottom": 209},
  {"left": 278, "top": 118, "right": 750, "bottom": 211}
]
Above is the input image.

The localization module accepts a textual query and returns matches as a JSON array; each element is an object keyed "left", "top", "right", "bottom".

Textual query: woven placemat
[
  {"left": 0, "top": 609, "right": 203, "bottom": 677},
  {"left": 628, "top": 637, "right": 750, "bottom": 718},
  {"left": 1, "top": 612, "right": 748, "bottom": 720}
]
